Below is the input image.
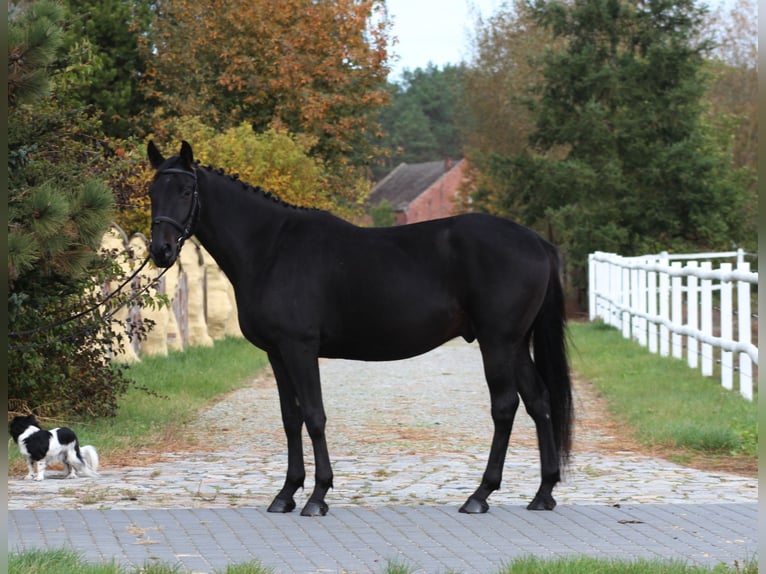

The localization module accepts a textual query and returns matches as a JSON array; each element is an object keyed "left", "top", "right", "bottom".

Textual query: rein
[
  {"left": 8, "top": 257, "right": 171, "bottom": 350},
  {"left": 151, "top": 167, "right": 201, "bottom": 252}
]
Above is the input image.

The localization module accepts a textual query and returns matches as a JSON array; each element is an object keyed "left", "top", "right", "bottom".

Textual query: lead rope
[{"left": 8, "top": 257, "right": 171, "bottom": 351}]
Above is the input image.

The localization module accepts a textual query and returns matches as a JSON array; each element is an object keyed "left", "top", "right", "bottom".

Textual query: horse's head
[{"left": 147, "top": 140, "right": 200, "bottom": 267}]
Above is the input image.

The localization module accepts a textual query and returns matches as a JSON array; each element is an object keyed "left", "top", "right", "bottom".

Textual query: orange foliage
[
  {"left": 108, "top": 143, "right": 155, "bottom": 237},
  {"left": 152, "top": 117, "right": 370, "bottom": 218},
  {"left": 108, "top": 117, "right": 373, "bottom": 236},
  {"left": 141, "top": 0, "right": 391, "bottom": 173}
]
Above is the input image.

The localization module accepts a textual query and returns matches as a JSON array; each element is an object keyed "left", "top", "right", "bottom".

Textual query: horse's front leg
[
  {"left": 271, "top": 346, "right": 333, "bottom": 517},
  {"left": 267, "top": 353, "right": 305, "bottom": 514}
]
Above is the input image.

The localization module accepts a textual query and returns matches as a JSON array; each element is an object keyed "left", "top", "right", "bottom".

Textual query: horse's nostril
[{"left": 149, "top": 242, "right": 175, "bottom": 267}]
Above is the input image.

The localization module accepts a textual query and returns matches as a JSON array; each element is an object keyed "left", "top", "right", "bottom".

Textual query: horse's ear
[
  {"left": 147, "top": 140, "right": 164, "bottom": 169},
  {"left": 180, "top": 141, "right": 194, "bottom": 168}
]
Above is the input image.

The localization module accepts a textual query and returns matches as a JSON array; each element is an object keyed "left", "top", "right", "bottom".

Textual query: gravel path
[{"left": 8, "top": 340, "right": 757, "bottom": 510}]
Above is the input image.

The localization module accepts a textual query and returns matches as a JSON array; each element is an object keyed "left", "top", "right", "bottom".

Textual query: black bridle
[{"left": 151, "top": 167, "right": 201, "bottom": 252}]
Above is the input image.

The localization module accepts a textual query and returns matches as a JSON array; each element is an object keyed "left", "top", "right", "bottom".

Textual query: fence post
[
  {"left": 700, "top": 261, "right": 713, "bottom": 377},
  {"left": 622, "top": 263, "right": 631, "bottom": 339},
  {"left": 611, "top": 257, "right": 622, "bottom": 329},
  {"left": 720, "top": 263, "right": 734, "bottom": 391},
  {"left": 659, "top": 253, "right": 670, "bottom": 357},
  {"left": 671, "top": 261, "right": 683, "bottom": 359},
  {"left": 588, "top": 254, "right": 597, "bottom": 322},
  {"left": 637, "top": 265, "right": 647, "bottom": 346},
  {"left": 647, "top": 262, "right": 658, "bottom": 354},
  {"left": 686, "top": 261, "right": 699, "bottom": 369},
  {"left": 587, "top": 249, "right": 757, "bottom": 401},
  {"left": 737, "top": 261, "right": 753, "bottom": 400}
]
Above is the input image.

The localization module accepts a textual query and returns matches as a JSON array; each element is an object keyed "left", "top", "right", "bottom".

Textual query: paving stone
[{"left": 8, "top": 340, "right": 758, "bottom": 572}]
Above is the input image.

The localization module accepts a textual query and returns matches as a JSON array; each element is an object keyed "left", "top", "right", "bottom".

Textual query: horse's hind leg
[
  {"left": 460, "top": 342, "right": 521, "bottom": 514},
  {"left": 518, "top": 358, "right": 561, "bottom": 511}
]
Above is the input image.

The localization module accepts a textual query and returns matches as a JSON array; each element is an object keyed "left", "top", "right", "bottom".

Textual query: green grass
[
  {"left": 8, "top": 548, "right": 272, "bottom": 573},
  {"left": 8, "top": 549, "right": 755, "bottom": 574},
  {"left": 568, "top": 321, "right": 757, "bottom": 459},
  {"left": 494, "top": 556, "right": 756, "bottom": 573},
  {"left": 9, "top": 337, "right": 268, "bottom": 470}
]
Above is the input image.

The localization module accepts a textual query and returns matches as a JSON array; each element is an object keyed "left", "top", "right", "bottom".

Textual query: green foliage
[
  {"left": 377, "top": 64, "right": 465, "bottom": 176},
  {"left": 59, "top": 0, "right": 153, "bottom": 137},
  {"left": 8, "top": 548, "right": 755, "bottom": 574},
  {"left": 370, "top": 199, "right": 396, "bottom": 227},
  {"left": 7, "top": 2, "right": 162, "bottom": 419},
  {"left": 464, "top": 0, "right": 751, "bottom": 300},
  {"left": 7, "top": 249, "right": 149, "bottom": 419},
  {"left": 9, "top": 548, "right": 276, "bottom": 574},
  {"left": 8, "top": 1, "right": 65, "bottom": 105},
  {"left": 496, "top": 556, "right": 754, "bottom": 573},
  {"left": 149, "top": 117, "right": 370, "bottom": 219}
]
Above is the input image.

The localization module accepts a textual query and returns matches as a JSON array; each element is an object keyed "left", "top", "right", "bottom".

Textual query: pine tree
[
  {"left": 377, "top": 64, "right": 465, "bottom": 176},
  {"left": 8, "top": 1, "right": 148, "bottom": 418},
  {"left": 8, "top": 1, "right": 64, "bottom": 106},
  {"left": 9, "top": 0, "right": 113, "bottom": 286},
  {"left": 476, "top": 0, "right": 748, "bottom": 297},
  {"left": 60, "top": 0, "right": 153, "bottom": 137}
]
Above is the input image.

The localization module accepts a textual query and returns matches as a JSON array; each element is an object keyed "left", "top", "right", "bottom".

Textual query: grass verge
[
  {"left": 8, "top": 549, "right": 755, "bottom": 574},
  {"left": 493, "top": 556, "right": 756, "bottom": 573},
  {"left": 9, "top": 548, "right": 272, "bottom": 573},
  {"left": 9, "top": 337, "right": 268, "bottom": 474},
  {"left": 568, "top": 321, "right": 757, "bottom": 474},
  {"left": 9, "top": 322, "right": 756, "bottom": 477}
]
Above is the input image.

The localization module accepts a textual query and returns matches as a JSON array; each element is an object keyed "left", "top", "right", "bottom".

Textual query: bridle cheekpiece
[{"left": 151, "top": 167, "right": 201, "bottom": 253}]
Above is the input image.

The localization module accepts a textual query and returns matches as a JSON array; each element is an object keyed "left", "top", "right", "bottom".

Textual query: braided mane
[{"left": 198, "top": 161, "right": 314, "bottom": 212}]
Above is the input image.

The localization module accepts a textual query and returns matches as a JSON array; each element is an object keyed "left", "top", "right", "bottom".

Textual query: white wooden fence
[{"left": 588, "top": 249, "right": 758, "bottom": 400}]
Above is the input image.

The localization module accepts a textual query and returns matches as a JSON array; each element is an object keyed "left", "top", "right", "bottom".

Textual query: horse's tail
[{"left": 532, "top": 244, "right": 574, "bottom": 469}]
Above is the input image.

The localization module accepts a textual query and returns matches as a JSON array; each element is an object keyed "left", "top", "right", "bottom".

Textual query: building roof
[{"left": 369, "top": 161, "right": 457, "bottom": 211}]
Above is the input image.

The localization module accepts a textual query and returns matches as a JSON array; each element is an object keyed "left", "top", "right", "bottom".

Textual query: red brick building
[{"left": 367, "top": 159, "right": 466, "bottom": 225}]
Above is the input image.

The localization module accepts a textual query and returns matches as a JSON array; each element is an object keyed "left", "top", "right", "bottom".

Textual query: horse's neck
[{"left": 194, "top": 171, "right": 290, "bottom": 282}]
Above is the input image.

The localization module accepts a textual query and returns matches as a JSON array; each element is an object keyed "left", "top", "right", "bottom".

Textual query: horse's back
[{"left": 310, "top": 213, "right": 553, "bottom": 359}]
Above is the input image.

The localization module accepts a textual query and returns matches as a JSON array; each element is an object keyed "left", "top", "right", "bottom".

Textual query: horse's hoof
[
  {"left": 300, "top": 500, "right": 329, "bottom": 517},
  {"left": 459, "top": 497, "right": 489, "bottom": 514},
  {"left": 267, "top": 497, "right": 296, "bottom": 513},
  {"left": 527, "top": 494, "right": 556, "bottom": 511}
]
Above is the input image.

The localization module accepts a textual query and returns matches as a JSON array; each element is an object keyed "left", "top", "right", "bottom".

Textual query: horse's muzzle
[{"left": 149, "top": 240, "right": 178, "bottom": 268}]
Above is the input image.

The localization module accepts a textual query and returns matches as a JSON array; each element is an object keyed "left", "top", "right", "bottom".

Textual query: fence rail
[{"left": 588, "top": 250, "right": 758, "bottom": 400}]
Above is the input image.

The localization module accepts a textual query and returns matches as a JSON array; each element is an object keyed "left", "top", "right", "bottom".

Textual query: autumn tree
[
  {"left": 460, "top": 2, "right": 554, "bottom": 159},
  {"left": 114, "top": 116, "right": 371, "bottom": 236},
  {"left": 458, "top": 0, "right": 559, "bottom": 214},
  {"left": 141, "top": 0, "right": 391, "bottom": 197},
  {"left": 702, "top": 0, "right": 757, "bottom": 168}
]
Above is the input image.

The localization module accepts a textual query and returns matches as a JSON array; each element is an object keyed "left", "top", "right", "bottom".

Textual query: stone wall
[{"left": 103, "top": 224, "right": 242, "bottom": 363}]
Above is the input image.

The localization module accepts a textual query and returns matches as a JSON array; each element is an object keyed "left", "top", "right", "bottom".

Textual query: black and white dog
[{"left": 9, "top": 415, "right": 99, "bottom": 481}]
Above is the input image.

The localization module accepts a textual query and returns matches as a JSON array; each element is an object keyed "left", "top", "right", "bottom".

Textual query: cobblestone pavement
[
  {"left": 8, "top": 340, "right": 759, "bottom": 572},
  {"left": 8, "top": 340, "right": 757, "bottom": 510}
]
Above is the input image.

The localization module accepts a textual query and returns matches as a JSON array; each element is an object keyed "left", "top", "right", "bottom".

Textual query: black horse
[{"left": 147, "top": 141, "right": 573, "bottom": 517}]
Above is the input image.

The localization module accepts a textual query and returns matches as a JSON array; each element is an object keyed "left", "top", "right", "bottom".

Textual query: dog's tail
[{"left": 78, "top": 445, "right": 99, "bottom": 477}]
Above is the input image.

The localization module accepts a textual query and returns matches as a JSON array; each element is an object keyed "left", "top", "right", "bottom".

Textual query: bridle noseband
[{"left": 151, "top": 167, "right": 201, "bottom": 252}]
